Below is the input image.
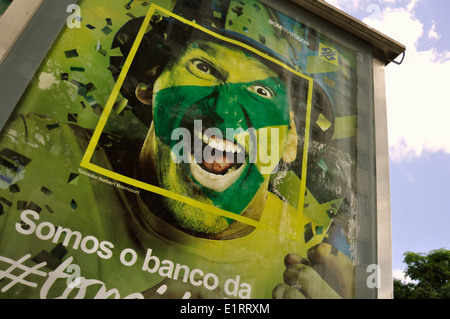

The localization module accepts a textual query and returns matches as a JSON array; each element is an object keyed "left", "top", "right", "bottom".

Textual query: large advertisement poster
[{"left": 0, "top": 0, "right": 363, "bottom": 299}]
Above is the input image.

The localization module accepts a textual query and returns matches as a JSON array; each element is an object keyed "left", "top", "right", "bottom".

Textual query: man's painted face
[{"left": 138, "top": 40, "right": 291, "bottom": 235}]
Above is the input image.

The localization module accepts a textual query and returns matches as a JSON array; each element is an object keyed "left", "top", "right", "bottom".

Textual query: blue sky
[{"left": 325, "top": 0, "right": 450, "bottom": 282}]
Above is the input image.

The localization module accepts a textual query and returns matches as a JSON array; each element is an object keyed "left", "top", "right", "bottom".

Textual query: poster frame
[
  {"left": 0, "top": 0, "right": 404, "bottom": 299},
  {"left": 373, "top": 55, "right": 393, "bottom": 299}
]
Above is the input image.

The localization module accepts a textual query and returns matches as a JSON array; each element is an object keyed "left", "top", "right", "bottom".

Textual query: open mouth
[{"left": 189, "top": 130, "right": 248, "bottom": 192}]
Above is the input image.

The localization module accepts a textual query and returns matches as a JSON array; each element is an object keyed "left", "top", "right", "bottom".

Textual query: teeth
[
  {"left": 209, "top": 139, "right": 218, "bottom": 149},
  {"left": 188, "top": 130, "right": 248, "bottom": 191},
  {"left": 199, "top": 133, "right": 243, "bottom": 154},
  {"left": 189, "top": 154, "right": 247, "bottom": 191},
  {"left": 202, "top": 133, "right": 209, "bottom": 144},
  {"left": 198, "top": 130, "right": 204, "bottom": 141}
]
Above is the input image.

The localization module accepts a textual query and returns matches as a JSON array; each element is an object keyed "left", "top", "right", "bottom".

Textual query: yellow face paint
[{"left": 139, "top": 41, "right": 291, "bottom": 232}]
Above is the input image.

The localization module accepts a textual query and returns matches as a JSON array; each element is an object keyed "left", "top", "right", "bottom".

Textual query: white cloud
[
  {"left": 361, "top": 1, "right": 450, "bottom": 162},
  {"left": 393, "top": 268, "right": 416, "bottom": 284},
  {"left": 428, "top": 21, "right": 440, "bottom": 40}
]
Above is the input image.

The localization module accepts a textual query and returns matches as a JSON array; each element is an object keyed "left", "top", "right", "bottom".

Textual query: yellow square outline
[{"left": 80, "top": 4, "right": 314, "bottom": 238}]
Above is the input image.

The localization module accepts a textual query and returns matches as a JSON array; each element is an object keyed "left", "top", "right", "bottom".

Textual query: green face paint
[
  {"left": 152, "top": 78, "right": 290, "bottom": 216},
  {"left": 153, "top": 77, "right": 289, "bottom": 147}
]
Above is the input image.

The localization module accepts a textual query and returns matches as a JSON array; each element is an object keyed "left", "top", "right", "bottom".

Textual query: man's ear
[
  {"left": 135, "top": 66, "right": 160, "bottom": 105},
  {"left": 281, "top": 111, "right": 298, "bottom": 163},
  {"left": 135, "top": 82, "right": 153, "bottom": 105}
]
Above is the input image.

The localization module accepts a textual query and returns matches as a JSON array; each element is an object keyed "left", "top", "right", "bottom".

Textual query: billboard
[{"left": 0, "top": 0, "right": 376, "bottom": 299}]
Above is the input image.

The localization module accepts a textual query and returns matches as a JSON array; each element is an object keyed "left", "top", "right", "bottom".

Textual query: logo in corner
[{"left": 319, "top": 43, "right": 339, "bottom": 66}]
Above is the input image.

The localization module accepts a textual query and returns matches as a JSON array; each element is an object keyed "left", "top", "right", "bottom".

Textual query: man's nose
[{"left": 204, "top": 85, "right": 248, "bottom": 128}]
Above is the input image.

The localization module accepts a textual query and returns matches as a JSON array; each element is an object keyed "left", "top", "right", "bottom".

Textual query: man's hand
[{"left": 273, "top": 243, "right": 355, "bottom": 299}]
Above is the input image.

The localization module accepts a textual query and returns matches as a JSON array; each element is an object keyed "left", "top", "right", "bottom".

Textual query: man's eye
[
  {"left": 248, "top": 84, "right": 274, "bottom": 98},
  {"left": 192, "top": 59, "right": 213, "bottom": 74}
]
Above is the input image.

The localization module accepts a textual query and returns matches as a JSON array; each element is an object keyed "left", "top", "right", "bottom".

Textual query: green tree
[{"left": 394, "top": 248, "right": 450, "bottom": 299}]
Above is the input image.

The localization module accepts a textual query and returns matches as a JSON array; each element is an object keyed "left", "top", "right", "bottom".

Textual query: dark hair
[{"left": 110, "top": 16, "right": 176, "bottom": 127}]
